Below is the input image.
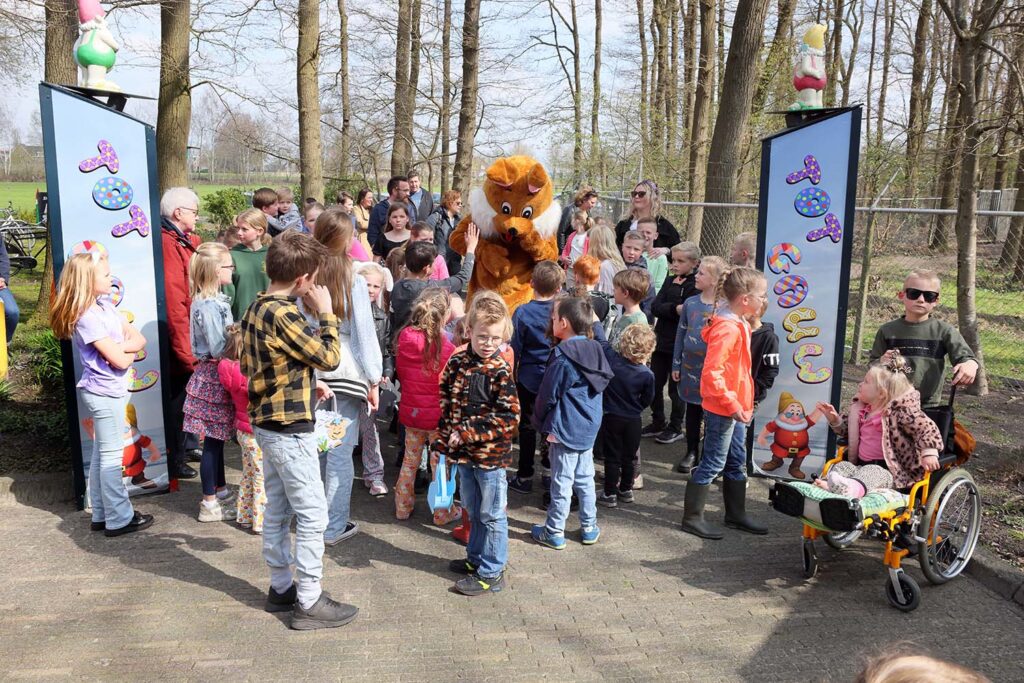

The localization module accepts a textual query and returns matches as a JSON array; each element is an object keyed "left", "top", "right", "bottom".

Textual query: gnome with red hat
[
  {"left": 756, "top": 392, "right": 823, "bottom": 479},
  {"left": 73, "top": 0, "right": 121, "bottom": 91}
]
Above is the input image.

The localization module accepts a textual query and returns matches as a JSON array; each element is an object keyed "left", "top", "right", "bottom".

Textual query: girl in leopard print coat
[{"left": 815, "top": 354, "right": 944, "bottom": 490}]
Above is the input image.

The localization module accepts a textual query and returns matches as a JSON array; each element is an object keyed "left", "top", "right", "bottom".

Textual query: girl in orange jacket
[{"left": 681, "top": 266, "right": 769, "bottom": 540}]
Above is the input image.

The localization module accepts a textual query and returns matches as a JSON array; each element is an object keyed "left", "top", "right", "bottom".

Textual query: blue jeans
[
  {"left": 691, "top": 411, "right": 748, "bottom": 486},
  {"left": 254, "top": 427, "right": 329, "bottom": 600},
  {"left": 80, "top": 392, "right": 134, "bottom": 530},
  {"left": 458, "top": 464, "right": 508, "bottom": 579},
  {"left": 0, "top": 286, "right": 19, "bottom": 343},
  {"left": 544, "top": 442, "right": 597, "bottom": 536},
  {"left": 322, "top": 393, "right": 363, "bottom": 541}
]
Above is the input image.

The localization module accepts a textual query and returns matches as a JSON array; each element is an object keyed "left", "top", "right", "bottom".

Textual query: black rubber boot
[
  {"left": 676, "top": 450, "right": 697, "bottom": 474},
  {"left": 680, "top": 483, "right": 723, "bottom": 540},
  {"left": 722, "top": 479, "right": 768, "bottom": 535}
]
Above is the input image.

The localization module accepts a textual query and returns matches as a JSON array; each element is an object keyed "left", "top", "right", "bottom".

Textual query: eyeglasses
[
  {"left": 905, "top": 287, "right": 939, "bottom": 303},
  {"left": 631, "top": 190, "right": 647, "bottom": 198},
  {"left": 178, "top": 207, "right": 199, "bottom": 215},
  {"left": 220, "top": 264, "right": 236, "bottom": 271}
]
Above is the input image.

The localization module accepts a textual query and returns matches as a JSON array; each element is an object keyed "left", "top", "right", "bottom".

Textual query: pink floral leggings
[
  {"left": 235, "top": 431, "right": 266, "bottom": 532},
  {"left": 394, "top": 427, "right": 459, "bottom": 524}
]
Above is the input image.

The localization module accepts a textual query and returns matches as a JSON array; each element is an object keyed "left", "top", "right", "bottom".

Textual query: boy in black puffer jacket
[{"left": 355, "top": 263, "right": 393, "bottom": 496}]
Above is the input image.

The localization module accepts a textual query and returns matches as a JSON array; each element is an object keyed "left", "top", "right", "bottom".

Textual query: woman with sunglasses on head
[
  {"left": 868, "top": 268, "right": 979, "bottom": 409},
  {"left": 426, "top": 190, "right": 464, "bottom": 275},
  {"left": 614, "top": 180, "right": 680, "bottom": 253}
]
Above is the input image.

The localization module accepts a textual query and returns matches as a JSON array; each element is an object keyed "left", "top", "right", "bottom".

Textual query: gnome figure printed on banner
[
  {"left": 789, "top": 24, "right": 827, "bottom": 111},
  {"left": 757, "top": 391, "right": 824, "bottom": 480},
  {"left": 74, "top": 0, "right": 121, "bottom": 92}
]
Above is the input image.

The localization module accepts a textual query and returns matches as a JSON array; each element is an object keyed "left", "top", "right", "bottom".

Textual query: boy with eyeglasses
[{"left": 869, "top": 269, "right": 978, "bottom": 408}]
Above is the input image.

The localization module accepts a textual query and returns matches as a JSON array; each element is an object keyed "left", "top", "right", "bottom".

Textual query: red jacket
[
  {"left": 217, "top": 358, "right": 252, "bottom": 434},
  {"left": 700, "top": 310, "right": 753, "bottom": 419},
  {"left": 161, "top": 218, "right": 200, "bottom": 376},
  {"left": 395, "top": 326, "right": 454, "bottom": 431}
]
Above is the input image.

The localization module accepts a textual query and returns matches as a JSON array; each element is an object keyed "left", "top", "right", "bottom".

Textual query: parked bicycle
[{"left": 1, "top": 202, "right": 48, "bottom": 275}]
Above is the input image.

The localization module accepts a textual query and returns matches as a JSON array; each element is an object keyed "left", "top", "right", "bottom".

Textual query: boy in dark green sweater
[
  {"left": 869, "top": 269, "right": 979, "bottom": 408},
  {"left": 227, "top": 208, "right": 271, "bottom": 320}
]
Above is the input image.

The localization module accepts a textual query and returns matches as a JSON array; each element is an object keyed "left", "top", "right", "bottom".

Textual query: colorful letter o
[
  {"left": 793, "top": 187, "right": 830, "bottom": 218},
  {"left": 92, "top": 176, "right": 134, "bottom": 210}
]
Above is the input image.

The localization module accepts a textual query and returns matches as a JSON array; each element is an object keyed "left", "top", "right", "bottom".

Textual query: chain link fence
[{"left": 570, "top": 191, "right": 1024, "bottom": 393}]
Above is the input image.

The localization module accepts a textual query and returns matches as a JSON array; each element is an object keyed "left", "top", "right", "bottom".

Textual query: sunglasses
[
  {"left": 631, "top": 190, "right": 647, "bottom": 198},
  {"left": 905, "top": 287, "right": 939, "bottom": 303}
]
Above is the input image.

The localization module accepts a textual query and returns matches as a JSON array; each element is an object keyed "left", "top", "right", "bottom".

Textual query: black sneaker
[
  {"left": 617, "top": 489, "right": 635, "bottom": 504},
  {"left": 507, "top": 476, "right": 533, "bottom": 494},
  {"left": 454, "top": 572, "right": 506, "bottom": 596},
  {"left": 265, "top": 584, "right": 297, "bottom": 613},
  {"left": 91, "top": 521, "right": 105, "bottom": 531},
  {"left": 290, "top": 592, "right": 359, "bottom": 631},
  {"left": 104, "top": 512, "right": 154, "bottom": 537},
  {"left": 655, "top": 429, "right": 685, "bottom": 444},
  {"left": 640, "top": 422, "right": 666, "bottom": 438},
  {"left": 448, "top": 559, "right": 478, "bottom": 575},
  {"left": 597, "top": 491, "right": 618, "bottom": 508}
]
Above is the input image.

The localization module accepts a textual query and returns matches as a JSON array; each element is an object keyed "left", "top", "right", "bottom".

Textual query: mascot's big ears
[{"left": 487, "top": 158, "right": 550, "bottom": 195}]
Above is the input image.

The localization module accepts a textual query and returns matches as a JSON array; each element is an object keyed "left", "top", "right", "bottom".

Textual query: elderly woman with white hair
[{"left": 160, "top": 187, "right": 202, "bottom": 480}]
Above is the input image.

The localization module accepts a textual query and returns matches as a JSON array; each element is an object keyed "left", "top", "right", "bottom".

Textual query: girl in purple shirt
[{"left": 51, "top": 252, "right": 153, "bottom": 537}]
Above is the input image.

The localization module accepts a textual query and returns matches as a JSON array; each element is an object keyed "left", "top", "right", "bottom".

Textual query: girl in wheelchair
[{"left": 815, "top": 351, "right": 944, "bottom": 492}]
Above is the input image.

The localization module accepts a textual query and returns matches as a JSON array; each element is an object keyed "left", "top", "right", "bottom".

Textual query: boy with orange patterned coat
[{"left": 436, "top": 292, "right": 521, "bottom": 596}]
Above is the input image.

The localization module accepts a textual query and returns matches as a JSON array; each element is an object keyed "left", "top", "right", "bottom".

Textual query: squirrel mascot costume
[{"left": 449, "top": 156, "right": 560, "bottom": 313}]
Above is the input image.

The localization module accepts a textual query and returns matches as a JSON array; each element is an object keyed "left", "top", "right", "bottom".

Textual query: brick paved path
[{"left": 1, "top": 435, "right": 1022, "bottom": 682}]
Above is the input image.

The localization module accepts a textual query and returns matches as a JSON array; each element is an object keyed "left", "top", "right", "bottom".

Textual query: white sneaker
[
  {"left": 632, "top": 474, "right": 644, "bottom": 490},
  {"left": 198, "top": 500, "right": 235, "bottom": 522},
  {"left": 369, "top": 481, "right": 388, "bottom": 496}
]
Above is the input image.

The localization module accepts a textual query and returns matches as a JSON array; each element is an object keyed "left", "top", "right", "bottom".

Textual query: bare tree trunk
[
  {"left": 838, "top": 1, "right": 862, "bottom": 107},
  {"left": 752, "top": 0, "right": 796, "bottom": 113},
  {"left": 991, "top": 33, "right": 1022, "bottom": 192},
  {"left": 937, "top": 0, "right": 1004, "bottom": 395},
  {"left": 38, "top": 0, "right": 78, "bottom": 322},
  {"left": 715, "top": 0, "right": 725, "bottom": 104},
  {"left": 590, "top": 0, "right": 602, "bottom": 184},
  {"left": 571, "top": 0, "right": 583, "bottom": 184},
  {"left": 156, "top": 0, "right": 192, "bottom": 193},
  {"left": 932, "top": 38, "right": 962, "bottom": 251},
  {"left": 440, "top": 0, "right": 452, "bottom": 193},
  {"left": 391, "top": 0, "right": 412, "bottom": 175},
  {"left": 637, "top": 0, "right": 650, "bottom": 165},
  {"left": 905, "top": 0, "right": 933, "bottom": 196},
  {"left": 652, "top": 0, "right": 669, "bottom": 162},
  {"left": 452, "top": 0, "right": 480, "bottom": 192},
  {"left": 667, "top": 0, "right": 679, "bottom": 161},
  {"left": 875, "top": 0, "right": 894, "bottom": 150},
  {"left": 685, "top": 0, "right": 716, "bottom": 242},
  {"left": 864, "top": 0, "right": 879, "bottom": 147},
  {"left": 1001, "top": 148, "right": 1024, "bottom": 271},
  {"left": 699, "top": 0, "right": 771, "bottom": 257},
  {"left": 297, "top": 0, "right": 324, "bottom": 202},
  {"left": 680, "top": 0, "right": 697, "bottom": 168},
  {"left": 826, "top": 0, "right": 843, "bottom": 105},
  {"left": 338, "top": 0, "right": 351, "bottom": 179},
  {"left": 409, "top": 0, "right": 422, "bottom": 170}
]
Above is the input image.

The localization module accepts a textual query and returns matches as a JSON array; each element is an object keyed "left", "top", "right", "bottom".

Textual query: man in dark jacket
[
  {"left": 367, "top": 175, "right": 410, "bottom": 248},
  {"left": 159, "top": 187, "right": 202, "bottom": 480},
  {"left": 407, "top": 171, "right": 435, "bottom": 222}
]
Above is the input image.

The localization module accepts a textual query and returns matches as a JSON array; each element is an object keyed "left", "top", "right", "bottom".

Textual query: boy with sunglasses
[{"left": 868, "top": 269, "right": 978, "bottom": 408}]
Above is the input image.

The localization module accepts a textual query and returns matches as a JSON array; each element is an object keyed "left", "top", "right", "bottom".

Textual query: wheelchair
[{"left": 768, "top": 387, "right": 982, "bottom": 612}]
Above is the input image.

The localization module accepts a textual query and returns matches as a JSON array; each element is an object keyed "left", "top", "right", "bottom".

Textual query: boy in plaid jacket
[{"left": 240, "top": 231, "right": 355, "bottom": 630}]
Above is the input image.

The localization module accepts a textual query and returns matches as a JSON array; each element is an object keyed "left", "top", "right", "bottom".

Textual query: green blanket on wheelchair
[{"left": 771, "top": 481, "right": 909, "bottom": 532}]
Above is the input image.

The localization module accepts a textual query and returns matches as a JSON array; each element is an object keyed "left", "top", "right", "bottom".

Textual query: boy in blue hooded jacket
[{"left": 531, "top": 296, "right": 614, "bottom": 549}]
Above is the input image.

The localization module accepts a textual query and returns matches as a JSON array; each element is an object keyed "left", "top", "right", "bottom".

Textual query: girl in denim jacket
[{"left": 183, "top": 242, "right": 237, "bottom": 523}]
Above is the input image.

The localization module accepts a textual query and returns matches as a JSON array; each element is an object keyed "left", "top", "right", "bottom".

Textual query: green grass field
[{"left": 0, "top": 181, "right": 247, "bottom": 217}]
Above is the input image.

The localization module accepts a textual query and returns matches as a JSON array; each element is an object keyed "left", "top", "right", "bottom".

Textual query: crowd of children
[{"left": 55, "top": 178, "right": 982, "bottom": 630}]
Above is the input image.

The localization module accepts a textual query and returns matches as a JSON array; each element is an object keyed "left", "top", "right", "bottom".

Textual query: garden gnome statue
[
  {"left": 74, "top": 0, "right": 120, "bottom": 92},
  {"left": 789, "top": 24, "right": 827, "bottom": 110}
]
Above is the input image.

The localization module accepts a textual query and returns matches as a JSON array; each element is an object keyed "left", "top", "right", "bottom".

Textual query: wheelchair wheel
[
  {"left": 918, "top": 469, "right": 981, "bottom": 585},
  {"left": 802, "top": 540, "right": 818, "bottom": 579},
  {"left": 885, "top": 571, "right": 921, "bottom": 611},
  {"left": 824, "top": 529, "right": 861, "bottom": 550}
]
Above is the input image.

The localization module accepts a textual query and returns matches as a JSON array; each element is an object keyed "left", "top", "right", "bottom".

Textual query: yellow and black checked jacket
[{"left": 240, "top": 293, "right": 341, "bottom": 431}]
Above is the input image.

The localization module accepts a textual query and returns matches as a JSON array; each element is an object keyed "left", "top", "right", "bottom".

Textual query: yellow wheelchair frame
[{"left": 798, "top": 446, "right": 982, "bottom": 611}]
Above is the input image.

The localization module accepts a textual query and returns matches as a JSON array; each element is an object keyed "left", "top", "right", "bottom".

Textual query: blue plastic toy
[{"left": 428, "top": 453, "right": 458, "bottom": 512}]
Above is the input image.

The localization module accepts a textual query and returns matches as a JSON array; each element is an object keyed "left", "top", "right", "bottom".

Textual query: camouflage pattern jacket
[{"left": 434, "top": 347, "right": 520, "bottom": 469}]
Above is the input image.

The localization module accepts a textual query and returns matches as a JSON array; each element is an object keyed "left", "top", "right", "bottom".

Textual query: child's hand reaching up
[
  {"left": 816, "top": 401, "right": 840, "bottom": 427},
  {"left": 464, "top": 223, "right": 480, "bottom": 254}
]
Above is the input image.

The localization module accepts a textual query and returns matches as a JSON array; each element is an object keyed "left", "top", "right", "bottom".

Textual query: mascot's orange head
[{"left": 470, "top": 156, "right": 560, "bottom": 244}]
